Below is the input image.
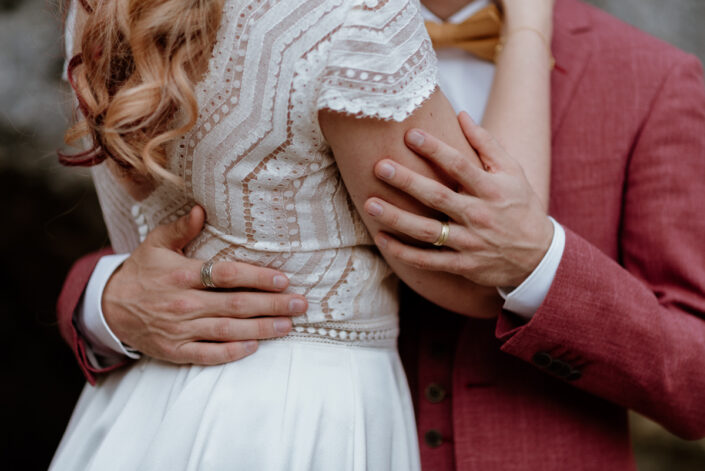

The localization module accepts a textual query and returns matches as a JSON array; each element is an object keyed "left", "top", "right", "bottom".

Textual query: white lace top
[{"left": 74, "top": 0, "right": 438, "bottom": 345}]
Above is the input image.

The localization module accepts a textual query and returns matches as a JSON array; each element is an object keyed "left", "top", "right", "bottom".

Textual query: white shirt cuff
[
  {"left": 76, "top": 253, "right": 141, "bottom": 366},
  {"left": 497, "top": 217, "right": 566, "bottom": 320}
]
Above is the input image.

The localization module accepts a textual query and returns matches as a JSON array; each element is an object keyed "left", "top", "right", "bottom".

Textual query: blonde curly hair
[{"left": 61, "top": 0, "right": 224, "bottom": 183}]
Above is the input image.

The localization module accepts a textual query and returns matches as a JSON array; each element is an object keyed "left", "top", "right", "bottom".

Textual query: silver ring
[
  {"left": 200, "top": 259, "right": 217, "bottom": 289},
  {"left": 432, "top": 222, "right": 450, "bottom": 247}
]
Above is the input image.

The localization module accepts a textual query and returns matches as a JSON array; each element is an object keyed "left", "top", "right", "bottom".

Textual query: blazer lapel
[{"left": 550, "top": 0, "right": 594, "bottom": 139}]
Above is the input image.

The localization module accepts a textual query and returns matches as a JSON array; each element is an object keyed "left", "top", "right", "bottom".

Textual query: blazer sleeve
[
  {"left": 495, "top": 54, "right": 705, "bottom": 440},
  {"left": 57, "top": 247, "right": 131, "bottom": 385}
]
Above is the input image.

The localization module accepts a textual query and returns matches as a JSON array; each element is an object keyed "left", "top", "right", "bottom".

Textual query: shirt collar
[{"left": 420, "top": 0, "right": 492, "bottom": 23}]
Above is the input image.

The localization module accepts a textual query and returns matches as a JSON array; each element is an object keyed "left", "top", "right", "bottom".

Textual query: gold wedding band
[
  {"left": 200, "top": 259, "right": 217, "bottom": 289},
  {"left": 433, "top": 222, "right": 450, "bottom": 247}
]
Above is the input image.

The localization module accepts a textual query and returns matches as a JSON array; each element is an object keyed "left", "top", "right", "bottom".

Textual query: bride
[{"left": 52, "top": 0, "right": 554, "bottom": 469}]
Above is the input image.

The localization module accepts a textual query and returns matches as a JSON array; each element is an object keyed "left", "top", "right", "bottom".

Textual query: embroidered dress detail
[
  {"left": 92, "top": 0, "right": 438, "bottom": 328},
  {"left": 53, "top": 1, "right": 437, "bottom": 469}
]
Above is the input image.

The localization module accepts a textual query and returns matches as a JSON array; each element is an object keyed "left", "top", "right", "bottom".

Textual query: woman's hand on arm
[
  {"left": 365, "top": 112, "right": 553, "bottom": 288},
  {"left": 101, "top": 206, "right": 307, "bottom": 365}
]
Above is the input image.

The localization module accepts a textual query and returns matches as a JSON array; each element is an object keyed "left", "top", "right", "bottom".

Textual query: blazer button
[
  {"left": 567, "top": 369, "right": 583, "bottom": 382},
  {"left": 548, "top": 359, "right": 572, "bottom": 378},
  {"left": 424, "top": 429, "right": 444, "bottom": 448},
  {"left": 424, "top": 383, "right": 447, "bottom": 403},
  {"left": 532, "top": 352, "right": 553, "bottom": 368},
  {"left": 430, "top": 341, "right": 449, "bottom": 359}
]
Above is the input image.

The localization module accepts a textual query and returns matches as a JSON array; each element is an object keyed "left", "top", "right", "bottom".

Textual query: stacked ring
[{"left": 200, "top": 259, "right": 217, "bottom": 289}]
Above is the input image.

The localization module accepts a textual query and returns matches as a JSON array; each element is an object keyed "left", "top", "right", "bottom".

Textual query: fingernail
[
  {"left": 274, "top": 318, "right": 292, "bottom": 334},
  {"left": 407, "top": 130, "right": 425, "bottom": 147},
  {"left": 289, "top": 298, "right": 307, "bottom": 314},
  {"left": 367, "top": 201, "right": 383, "bottom": 217},
  {"left": 273, "top": 275, "right": 288, "bottom": 289},
  {"left": 244, "top": 341, "right": 258, "bottom": 353},
  {"left": 377, "top": 162, "right": 396, "bottom": 180},
  {"left": 376, "top": 234, "right": 389, "bottom": 249}
]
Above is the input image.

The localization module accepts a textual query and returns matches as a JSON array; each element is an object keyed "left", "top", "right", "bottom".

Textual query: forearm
[
  {"left": 482, "top": 14, "right": 552, "bottom": 208},
  {"left": 386, "top": 257, "right": 501, "bottom": 316}
]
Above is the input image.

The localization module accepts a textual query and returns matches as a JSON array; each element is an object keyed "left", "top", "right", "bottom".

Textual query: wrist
[
  {"left": 500, "top": 23, "right": 553, "bottom": 49},
  {"left": 510, "top": 214, "right": 555, "bottom": 287},
  {"left": 101, "top": 261, "right": 131, "bottom": 346},
  {"left": 497, "top": 218, "right": 565, "bottom": 319},
  {"left": 495, "top": 24, "right": 555, "bottom": 68},
  {"left": 80, "top": 253, "right": 139, "bottom": 359},
  {"left": 503, "top": 20, "right": 552, "bottom": 39}
]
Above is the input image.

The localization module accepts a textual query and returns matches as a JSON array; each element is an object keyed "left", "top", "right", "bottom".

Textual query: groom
[{"left": 57, "top": 0, "right": 705, "bottom": 469}]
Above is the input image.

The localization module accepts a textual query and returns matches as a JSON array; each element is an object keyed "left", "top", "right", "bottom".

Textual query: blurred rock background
[{"left": 1, "top": 0, "right": 704, "bottom": 469}]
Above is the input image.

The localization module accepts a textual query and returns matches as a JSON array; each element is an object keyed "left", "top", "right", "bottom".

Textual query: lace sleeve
[{"left": 317, "top": 0, "right": 438, "bottom": 122}]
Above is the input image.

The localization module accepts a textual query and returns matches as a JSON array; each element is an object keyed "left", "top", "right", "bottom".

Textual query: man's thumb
[{"left": 147, "top": 205, "right": 206, "bottom": 251}]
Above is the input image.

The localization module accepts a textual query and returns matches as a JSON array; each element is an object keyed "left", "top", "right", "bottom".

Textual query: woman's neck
[{"left": 422, "top": 0, "right": 477, "bottom": 21}]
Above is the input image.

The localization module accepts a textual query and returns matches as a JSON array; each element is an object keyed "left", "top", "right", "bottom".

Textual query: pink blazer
[
  {"left": 57, "top": 0, "right": 705, "bottom": 469},
  {"left": 403, "top": 0, "right": 705, "bottom": 469}
]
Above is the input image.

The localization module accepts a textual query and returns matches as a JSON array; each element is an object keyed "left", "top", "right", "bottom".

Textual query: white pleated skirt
[{"left": 50, "top": 340, "right": 420, "bottom": 471}]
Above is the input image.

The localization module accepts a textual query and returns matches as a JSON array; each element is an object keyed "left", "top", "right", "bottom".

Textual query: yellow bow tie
[{"left": 425, "top": 4, "right": 503, "bottom": 62}]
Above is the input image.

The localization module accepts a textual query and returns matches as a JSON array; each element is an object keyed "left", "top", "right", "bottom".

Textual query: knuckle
[
  {"left": 169, "top": 268, "right": 193, "bottom": 287},
  {"left": 470, "top": 206, "right": 492, "bottom": 227},
  {"left": 399, "top": 171, "right": 415, "bottom": 191},
  {"left": 213, "top": 319, "right": 233, "bottom": 339},
  {"left": 257, "top": 319, "right": 274, "bottom": 338},
  {"left": 171, "top": 345, "right": 192, "bottom": 364},
  {"left": 420, "top": 224, "right": 438, "bottom": 242},
  {"left": 257, "top": 270, "right": 272, "bottom": 289},
  {"left": 224, "top": 343, "right": 247, "bottom": 362},
  {"left": 168, "top": 297, "right": 196, "bottom": 315},
  {"left": 388, "top": 209, "right": 401, "bottom": 228},
  {"left": 445, "top": 257, "right": 461, "bottom": 274},
  {"left": 218, "top": 263, "right": 240, "bottom": 285},
  {"left": 449, "top": 156, "right": 469, "bottom": 176},
  {"left": 464, "top": 259, "right": 481, "bottom": 277},
  {"left": 192, "top": 349, "right": 212, "bottom": 365},
  {"left": 484, "top": 186, "right": 502, "bottom": 201},
  {"left": 429, "top": 189, "right": 450, "bottom": 209},
  {"left": 228, "top": 295, "right": 246, "bottom": 315},
  {"left": 385, "top": 239, "right": 401, "bottom": 256},
  {"left": 410, "top": 255, "right": 428, "bottom": 270},
  {"left": 456, "top": 233, "right": 476, "bottom": 250},
  {"left": 479, "top": 180, "right": 502, "bottom": 200},
  {"left": 154, "top": 340, "right": 174, "bottom": 358},
  {"left": 426, "top": 140, "right": 441, "bottom": 156},
  {"left": 459, "top": 201, "right": 474, "bottom": 219},
  {"left": 452, "top": 257, "right": 470, "bottom": 274},
  {"left": 170, "top": 321, "right": 189, "bottom": 338},
  {"left": 270, "top": 296, "right": 284, "bottom": 315}
]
